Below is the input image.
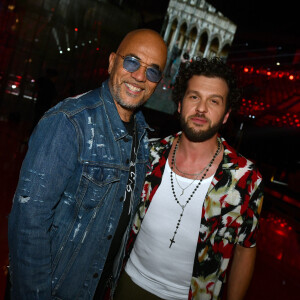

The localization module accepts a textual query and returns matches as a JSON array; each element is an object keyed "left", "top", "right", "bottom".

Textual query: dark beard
[{"left": 180, "top": 113, "right": 224, "bottom": 142}]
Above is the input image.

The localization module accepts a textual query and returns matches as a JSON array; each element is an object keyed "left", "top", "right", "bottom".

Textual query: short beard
[
  {"left": 180, "top": 113, "right": 225, "bottom": 142},
  {"left": 111, "top": 82, "right": 147, "bottom": 110}
]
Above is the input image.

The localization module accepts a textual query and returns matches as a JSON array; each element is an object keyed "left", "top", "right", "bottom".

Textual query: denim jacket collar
[{"left": 100, "top": 80, "right": 151, "bottom": 141}]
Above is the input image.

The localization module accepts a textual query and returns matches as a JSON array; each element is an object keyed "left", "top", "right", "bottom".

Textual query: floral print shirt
[{"left": 125, "top": 133, "right": 264, "bottom": 300}]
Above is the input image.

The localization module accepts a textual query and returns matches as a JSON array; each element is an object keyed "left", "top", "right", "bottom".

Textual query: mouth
[
  {"left": 124, "top": 82, "right": 143, "bottom": 94},
  {"left": 190, "top": 114, "right": 209, "bottom": 125}
]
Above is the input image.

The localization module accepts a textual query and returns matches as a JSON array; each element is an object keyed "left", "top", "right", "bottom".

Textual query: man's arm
[
  {"left": 8, "top": 113, "right": 78, "bottom": 299},
  {"left": 226, "top": 245, "right": 256, "bottom": 300}
]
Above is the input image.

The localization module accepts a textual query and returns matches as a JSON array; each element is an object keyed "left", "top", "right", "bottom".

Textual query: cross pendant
[{"left": 169, "top": 237, "right": 175, "bottom": 248}]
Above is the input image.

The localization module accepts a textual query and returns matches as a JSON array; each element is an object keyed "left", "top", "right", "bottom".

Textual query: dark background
[{"left": 0, "top": 1, "right": 299, "bottom": 299}]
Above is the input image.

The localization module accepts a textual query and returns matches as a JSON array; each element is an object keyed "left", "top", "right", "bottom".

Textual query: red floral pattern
[{"left": 125, "top": 133, "right": 264, "bottom": 300}]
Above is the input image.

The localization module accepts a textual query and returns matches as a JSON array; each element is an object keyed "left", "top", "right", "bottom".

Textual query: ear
[
  {"left": 108, "top": 52, "right": 116, "bottom": 74},
  {"left": 177, "top": 101, "right": 182, "bottom": 114},
  {"left": 222, "top": 109, "right": 231, "bottom": 124}
]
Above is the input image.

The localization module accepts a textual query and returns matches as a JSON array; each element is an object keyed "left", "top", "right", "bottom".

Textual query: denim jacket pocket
[{"left": 80, "top": 163, "right": 120, "bottom": 210}]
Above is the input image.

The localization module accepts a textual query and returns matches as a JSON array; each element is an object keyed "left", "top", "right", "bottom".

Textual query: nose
[
  {"left": 131, "top": 65, "right": 147, "bottom": 82},
  {"left": 195, "top": 99, "right": 208, "bottom": 113}
]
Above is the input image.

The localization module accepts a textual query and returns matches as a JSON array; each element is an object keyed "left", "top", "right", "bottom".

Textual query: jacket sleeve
[{"left": 8, "top": 112, "right": 79, "bottom": 299}]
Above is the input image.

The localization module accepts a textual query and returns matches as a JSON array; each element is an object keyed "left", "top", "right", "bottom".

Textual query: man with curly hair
[{"left": 114, "top": 57, "right": 264, "bottom": 300}]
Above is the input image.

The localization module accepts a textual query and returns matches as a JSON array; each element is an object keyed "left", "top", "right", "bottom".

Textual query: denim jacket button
[
  {"left": 93, "top": 273, "right": 99, "bottom": 278},
  {"left": 107, "top": 235, "right": 112, "bottom": 240},
  {"left": 123, "top": 137, "right": 129, "bottom": 142},
  {"left": 120, "top": 196, "right": 124, "bottom": 202},
  {"left": 126, "top": 159, "right": 129, "bottom": 164}
]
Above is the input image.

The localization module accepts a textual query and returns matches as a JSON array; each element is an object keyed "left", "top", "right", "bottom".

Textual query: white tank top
[{"left": 125, "top": 159, "right": 214, "bottom": 300}]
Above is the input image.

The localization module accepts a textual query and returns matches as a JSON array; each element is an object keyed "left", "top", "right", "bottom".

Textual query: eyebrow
[
  {"left": 186, "top": 90, "right": 225, "bottom": 102},
  {"left": 127, "top": 53, "right": 161, "bottom": 70}
]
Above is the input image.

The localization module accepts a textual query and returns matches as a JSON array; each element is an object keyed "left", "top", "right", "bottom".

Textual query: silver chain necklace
[
  {"left": 174, "top": 153, "right": 215, "bottom": 177},
  {"left": 174, "top": 173, "right": 198, "bottom": 196},
  {"left": 169, "top": 136, "right": 221, "bottom": 248},
  {"left": 174, "top": 142, "right": 221, "bottom": 195}
]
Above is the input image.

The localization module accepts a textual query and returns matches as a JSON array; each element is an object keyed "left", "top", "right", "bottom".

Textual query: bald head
[
  {"left": 117, "top": 29, "right": 167, "bottom": 70},
  {"left": 107, "top": 28, "right": 167, "bottom": 121}
]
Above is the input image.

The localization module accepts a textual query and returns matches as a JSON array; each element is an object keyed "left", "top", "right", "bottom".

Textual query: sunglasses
[{"left": 116, "top": 53, "right": 162, "bottom": 83}]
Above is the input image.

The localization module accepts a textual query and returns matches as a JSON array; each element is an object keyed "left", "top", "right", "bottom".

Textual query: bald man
[{"left": 8, "top": 29, "right": 167, "bottom": 300}]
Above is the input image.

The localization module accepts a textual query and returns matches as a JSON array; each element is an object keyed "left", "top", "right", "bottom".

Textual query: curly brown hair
[{"left": 172, "top": 57, "right": 241, "bottom": 112}]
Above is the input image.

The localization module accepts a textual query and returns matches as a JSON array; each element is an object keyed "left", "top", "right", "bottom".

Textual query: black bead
[{"left": 168, "top": 135, "right": 221, "bottom": 248}]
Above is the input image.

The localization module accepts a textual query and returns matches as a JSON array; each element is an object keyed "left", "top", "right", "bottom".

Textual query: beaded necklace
[{"left": 169, "top": 135, "right": 221, "bottom": 248}]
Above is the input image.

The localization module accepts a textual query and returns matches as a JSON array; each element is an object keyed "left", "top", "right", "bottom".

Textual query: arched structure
[{"left": 162, "top": 0, "right": 236, "bottom": 63}]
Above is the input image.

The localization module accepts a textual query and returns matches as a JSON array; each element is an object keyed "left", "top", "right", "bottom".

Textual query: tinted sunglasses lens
[
  {"left": 146, "top": 68, "right": 161, "bottom": 83},
  {"left": 123, "top": 57, "right": 140, "bottom": 72},
  {"left": 123, "top": 56, "right": 161, "bottom": 82}
]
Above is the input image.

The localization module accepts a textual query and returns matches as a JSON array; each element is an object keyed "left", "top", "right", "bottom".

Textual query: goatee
[{"left": 180, "top": 113, "right": 225, "bottom": 142}]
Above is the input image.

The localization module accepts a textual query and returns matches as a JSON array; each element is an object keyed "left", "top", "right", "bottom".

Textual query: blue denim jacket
[{"left": 8, "top": 80, "right": 150, "bottom": 299}]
